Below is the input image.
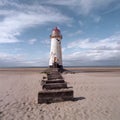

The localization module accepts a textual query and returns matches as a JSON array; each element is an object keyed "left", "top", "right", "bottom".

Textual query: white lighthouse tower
[{"left": 49, "top": 27, "right": 63, "bottom": 69}]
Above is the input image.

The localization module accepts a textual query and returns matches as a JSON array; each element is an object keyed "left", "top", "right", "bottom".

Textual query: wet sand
[{"left": 0, "top": 67, "right": 120, "bottom": 120}]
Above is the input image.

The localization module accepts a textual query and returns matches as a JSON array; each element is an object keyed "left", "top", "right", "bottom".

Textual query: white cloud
[
  {"left": 103, "top": 3, "right": 120, "bottom": 15},
  {"left": 0, "top": 2, "right": 71, "bottom": 44},
  {"left": 28, "top": 39, "right": 37, "bottom": 45},
  {"left": 63, "top": 49, "right": 120, "bottom": 66},
  {"left": 0, "top": 52, "right": 26, "bottom": 67},
  {"left": 67, "top": 30, "right": 83, "bottom": 37},
  {"left": 42, "top": 0, "right": 117, "bottom": 15},
  {"left": 0, "top": 32, "right": 120, "bottom": 67},
  {"left": 67, "top": 33, "right": 120, "bottom": 50},
  {"left": 64, "top": 33, "right": 120, "bottom": 66},
  {"left": 78, "top": 20, "right": 84, "bottom": 26},
  {"left": 0, "top": 52, "right": 48, "bottom": 67},
  {"left": 91, "top": 15, "right": 101, "bottom": 23},
  {"left": 0, "top": 0, "right": 8, "bottom": 6},
  {"left": 41, "top": 39, "right": 50, "bottom": 45}
]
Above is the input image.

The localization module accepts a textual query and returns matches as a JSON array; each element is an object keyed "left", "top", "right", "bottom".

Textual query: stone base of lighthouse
[
  {"left": 49, "top": 63, "right": 63, "bottom": 72},
  {"left": 38, "top": 68, "right": 74, "bottom": 104}
]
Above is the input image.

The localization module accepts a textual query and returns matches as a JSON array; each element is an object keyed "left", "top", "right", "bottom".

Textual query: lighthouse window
[{"left": 57, "top": 39, "right": 60, "bottom": 42}]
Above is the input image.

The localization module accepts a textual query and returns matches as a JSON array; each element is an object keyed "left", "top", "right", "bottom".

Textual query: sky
[{"left": 0, "top": 0, "right": 120, "bottom": 67}]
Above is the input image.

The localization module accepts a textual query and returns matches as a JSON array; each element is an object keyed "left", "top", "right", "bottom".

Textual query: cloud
[
  {"left": 0, "top": 52, "right": 48, "bottom": 67},
  {"left": 67, "top": 30, "right": 83, "bottom": 37},
  {"left": 0, "top": 0, "right": 8, "bottom": 6},
  {"left": 78, "top": 20, "right": 84, "bottom": 26},
  {"left": 91, "top": 15, "right": 101, "bottom": 23},
  {"left": 41, "top": 0, "right": 118, "bottom": 15},
  {"left": 67, "top": 33, "right": 120, "bottom": 50},
  {"left": 103, "top": 3, "right": 120, "bottom": 15},
  {"left": 0, "top": 52, "right": 26, "bottom": 67},
  {"left": 63, "top": 50, "right": 120, "bottom": 66},
  {"left": 28, "top": 39, "right": 37, "bottom": 45},
  {"left": 41, "top": 39, "right": 50, "bottom": 45},
  {"left": 63, "top": 33, "right": 120, "bottom": 66},
  {"left": 0, "top": 1, "right": 71, "bottom": 44},
  {"left": 0, "top": 32, "right": 120, "bottom": 67}
]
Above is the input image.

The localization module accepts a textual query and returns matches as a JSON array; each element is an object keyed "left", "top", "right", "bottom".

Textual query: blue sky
[{"left": 0, "top": 0, "right": 120, "bottom": 67}]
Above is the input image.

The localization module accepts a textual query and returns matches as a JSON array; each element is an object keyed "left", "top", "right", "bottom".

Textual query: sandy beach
[{"left": 0, "top": 67, "right": 120, "bottom": 120}]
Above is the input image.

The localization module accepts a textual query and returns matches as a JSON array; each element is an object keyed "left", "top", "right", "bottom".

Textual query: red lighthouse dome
[
  {"left": 53, "top": 27, "right": 60, "bottom": 33},
  {"left": 50, "top": 27, "right": 62, "bottom": 39}
]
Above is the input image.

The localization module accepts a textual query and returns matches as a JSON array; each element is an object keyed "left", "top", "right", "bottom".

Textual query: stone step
[
  {"left": 38, "top": 89, "right": 73, "bottom": 103},
  {"left": 41, "top": 79, "right": 65, "bottom": 85},
  {"left": 48, "top": 76, "right": 63, "bottom": 80},
  {"left": 42, "top": 83, "right": 67, "bottom": 90}
]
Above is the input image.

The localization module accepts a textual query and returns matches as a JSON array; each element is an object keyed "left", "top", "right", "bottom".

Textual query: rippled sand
[{"left": 0, "top": 68, "right": 120, "bottom": 120}]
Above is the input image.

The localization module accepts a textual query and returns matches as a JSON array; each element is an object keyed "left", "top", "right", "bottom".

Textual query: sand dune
[{"left": 0, "top": 68, "right": 120, "bottom": 120}]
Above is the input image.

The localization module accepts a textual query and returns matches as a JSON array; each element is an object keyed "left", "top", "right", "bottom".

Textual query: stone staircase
[{"left": 38, "top": 68, "right": 74, "bottom": 103}]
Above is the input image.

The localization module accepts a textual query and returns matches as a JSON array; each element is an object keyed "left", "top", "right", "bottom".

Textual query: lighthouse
[
  {"left": 38, "top": 27, "right": 74, "bottom": 103},
  {"left": 49, "top": 27, "right": 63, "bottom": 69}
]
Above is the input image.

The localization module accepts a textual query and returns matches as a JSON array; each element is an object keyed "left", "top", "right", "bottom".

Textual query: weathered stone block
[
  {"left": 41, "top": 79, "right": 65, "bottom": 85},
  {"left": 38, "top": 89, "right": 73, "bottom": 103},
  {"left": 42, "top": 83, "right": 67, "bottom": 90}
]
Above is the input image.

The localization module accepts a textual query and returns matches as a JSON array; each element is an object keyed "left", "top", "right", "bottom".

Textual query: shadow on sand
[{"left": 73, "top": 97, "right": 86, "bottom": 101}]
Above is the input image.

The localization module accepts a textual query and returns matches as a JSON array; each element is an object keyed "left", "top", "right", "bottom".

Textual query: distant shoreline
[
  {"left": 0, "top": 66, "right": 120, "bottom": 73},
  {"left": 0, "top": 66, "right": 120, "bottom": 68}
]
